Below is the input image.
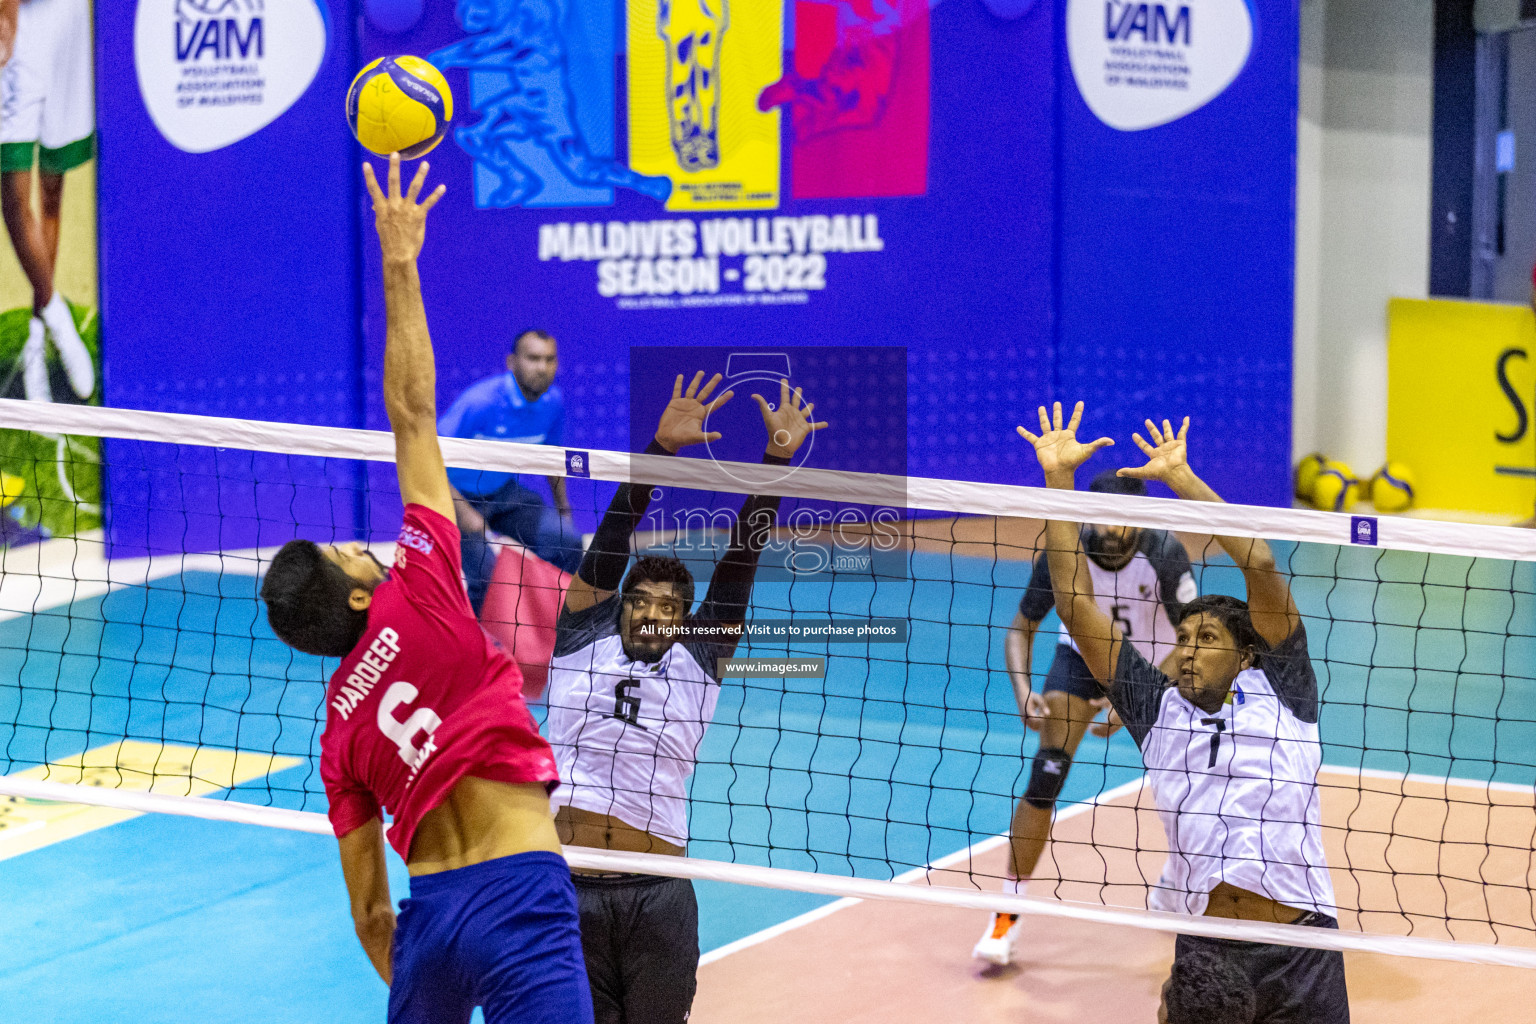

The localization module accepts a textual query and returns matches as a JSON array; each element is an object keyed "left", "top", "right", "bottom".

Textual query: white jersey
[
  {"left": 1110, "top": 626, "right": 1336, "bottom": 917},
  {"left": 1059, "top": 551, "right": 1179, "bottom": 662},
  {"left": 545, "top": 595, "right": 725, "bottom": 847},
  {"left": 1020, "top": 528, "right": 1197, "bottom": 664}
]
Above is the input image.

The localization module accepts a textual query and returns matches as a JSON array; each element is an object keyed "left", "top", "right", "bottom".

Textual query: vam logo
[
  {"left": 174, "top": 0, "right": 264, "bottom": 61},
  {"left": 1068, "top": 0, "right": 1254, "bottom": 131},
  {"left": 136, "top": 0, "right": 327, "bottom": 154},
  {"left": 1105, "top": 2, "right": 1191, "bottom": 44}
]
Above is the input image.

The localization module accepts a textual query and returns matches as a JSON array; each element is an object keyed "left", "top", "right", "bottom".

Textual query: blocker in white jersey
[
  {"left": 547, "top": 589, "right": 735, "bottom": 847},
  {"left": 1111, "top": 625, "right": 1335, "bottom": 917},
  {"left": 548, "top": 372, "right": 826, "bottom": 1024},
  {"left": 1017, "top": 403, "right": 1349, "bottom": 1024}
]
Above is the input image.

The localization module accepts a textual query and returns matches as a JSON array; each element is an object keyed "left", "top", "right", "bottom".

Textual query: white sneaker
[
  {"left": 41, "top": 292, "right": 93, "bottom": 399},
  {"left": 20, "top": 317, "right": 49, "bottom": 401},
  {"left": 972, "top": 912, "right": 1022, "bottom": 966}
]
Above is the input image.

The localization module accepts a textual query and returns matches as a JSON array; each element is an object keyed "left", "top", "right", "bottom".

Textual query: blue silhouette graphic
[{"left": 431, "top": 0, "right": 671, "bottom": 208}]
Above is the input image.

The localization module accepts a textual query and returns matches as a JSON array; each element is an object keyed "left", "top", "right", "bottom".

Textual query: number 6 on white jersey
[{"left": 378, "top": 681, "right": 442, "bottom": 768}]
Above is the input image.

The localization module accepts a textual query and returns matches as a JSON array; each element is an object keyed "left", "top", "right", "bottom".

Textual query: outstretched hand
[
  {"left": 655, "top": 371, "right": 734, "bottom": 452},
  {"left": 363, "top": 153, "right": 446, "bottom": 264},
  {"left": 754, "top": 378, "right": 828, "bottom": 459},
  {"left": 1119, "top": 417, "right": 1191, "bottom": 485},
  {"left": 1016, "top": 402, "right": 1113, "bottom": 481}
]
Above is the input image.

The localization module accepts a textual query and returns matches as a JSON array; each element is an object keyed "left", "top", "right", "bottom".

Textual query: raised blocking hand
[
  {"left": 1016, "top": 401, "right": 1114, "bottom": 481},
  {"left": 1118, "top": 417, "right": 1191, "bottom": 486},
  {"left": 655, "top": 371, "right": 734, "bottom": 453},
  {"left": 754, "top": 378, "right": 828, "bottom": 460}
]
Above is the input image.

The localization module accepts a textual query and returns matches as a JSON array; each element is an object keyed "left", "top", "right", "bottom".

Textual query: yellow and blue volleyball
[
  {"left": 1294, "top": 452, "right": 1328, "bottom": 501},
  {"left": 1311, "top": 460, "right": 1360, "bottom": 512},
  {"left": 1370, "top": 462, "right": 1415, "bottom": 513},
  {"left": 346, "top": 55, "right": 453, "bottom": 159}
]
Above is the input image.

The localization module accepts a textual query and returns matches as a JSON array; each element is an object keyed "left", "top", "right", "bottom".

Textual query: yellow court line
[{"left": 0, "top": 740, "right": 302, "bottom": 861}]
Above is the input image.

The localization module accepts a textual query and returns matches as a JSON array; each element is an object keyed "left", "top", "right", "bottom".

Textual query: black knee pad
[{"left": 1024, "top": 747, "right": 1073, "bottom": 810}]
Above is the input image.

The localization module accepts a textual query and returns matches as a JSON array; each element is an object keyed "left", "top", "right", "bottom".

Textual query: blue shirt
[{"left": 438, "top": 373, "right": 566, "bottom": 497}]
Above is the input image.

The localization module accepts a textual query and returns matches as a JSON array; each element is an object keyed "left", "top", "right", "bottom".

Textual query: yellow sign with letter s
[{"left": 1387, "top": 297, "right": 1536, "bottom": 516}]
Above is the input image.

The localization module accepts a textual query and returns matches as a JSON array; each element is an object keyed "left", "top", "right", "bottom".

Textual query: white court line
[{"left": 0, "top": 820, "right": 46, "bottom": 842}]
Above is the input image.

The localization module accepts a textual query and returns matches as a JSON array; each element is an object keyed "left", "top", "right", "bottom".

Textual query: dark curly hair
[
  {"left": 260, "top": 539, "right": 370, "bottom": 658},
  {"left": 622, "top": 555, "right": 695, "bottom": 610},
  {"left": 1176, "top": 594, "right": 1265, "bottom": 659},
  {"left": 1164, "top": 948, "right": 1256, "bottom": 1024}
]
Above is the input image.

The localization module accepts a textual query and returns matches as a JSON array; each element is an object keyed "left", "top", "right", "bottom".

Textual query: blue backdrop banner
[{"left": 97, "top": 1, "right": 1299, "bottom": 556}]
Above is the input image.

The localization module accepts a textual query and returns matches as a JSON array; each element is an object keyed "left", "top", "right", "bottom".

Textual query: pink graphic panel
[{"left": 759, "top": 0, "right": 930, "bottom": 199}]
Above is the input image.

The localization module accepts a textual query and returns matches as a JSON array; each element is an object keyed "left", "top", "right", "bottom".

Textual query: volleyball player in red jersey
[{"left": 260, "top": 154, "right": 592, "bottom": 1024}]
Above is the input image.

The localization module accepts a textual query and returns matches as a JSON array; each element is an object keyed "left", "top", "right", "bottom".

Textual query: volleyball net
[{"left": 2, "top": 399, "right": 1535, "bottom": 969}]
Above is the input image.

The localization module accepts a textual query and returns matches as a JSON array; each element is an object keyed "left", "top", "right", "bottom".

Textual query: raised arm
[
  {"left": 699, "top": 379, "right": 827, "bottom": 641},
  {"left": 365, "top": 154, "right": 453, "bottom": 522},
  {"left": 1118, "top": 418, "right": 1299, "bottom": 646},
  {"left": 1016, "top": 402, "right": 1122, "bottom": 687},
  {"left": 563, "top": 372, "right": 735, "bottom": 614}
]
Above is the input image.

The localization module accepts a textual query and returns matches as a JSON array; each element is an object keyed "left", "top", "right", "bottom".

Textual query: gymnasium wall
[
  {"left": 1292, "top": 0, "right": 1434, "bottom": 476},
  {"left": 93, "top": 0, "right": 1303, "bottom": 555}
]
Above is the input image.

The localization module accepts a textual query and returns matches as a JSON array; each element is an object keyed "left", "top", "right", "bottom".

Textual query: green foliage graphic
[{"left": 0, "top": 301, "right": 102, "bottom": 541}]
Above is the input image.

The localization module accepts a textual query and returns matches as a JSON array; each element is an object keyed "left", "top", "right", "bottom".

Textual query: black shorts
[
  {"left": 1174, "top": 913, "right": 1350, "bottom": 1024},
  {"left": 1042, "top": 643, "right": 1103, "bottom": 701},
  {"left": 572, "top": 872, "right": 699, "bottom": 1024}
]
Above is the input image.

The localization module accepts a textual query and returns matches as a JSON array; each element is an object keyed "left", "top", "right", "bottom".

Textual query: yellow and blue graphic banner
[{"left": 627, "top": 0, "right": 783, "bottom": 212}]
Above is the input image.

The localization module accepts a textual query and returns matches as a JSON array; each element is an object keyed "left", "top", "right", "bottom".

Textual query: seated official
[{"left": 439, "top": 328, "right": 584, "bottom": 612}]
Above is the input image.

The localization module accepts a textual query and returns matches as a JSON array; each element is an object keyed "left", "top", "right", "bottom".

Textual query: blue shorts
[
  {"left": 389, "top": 851, "right": 594, "bottom": 1024},
  {"left": 1042, "top": 643, "right": 1103, "bottom": 701}
]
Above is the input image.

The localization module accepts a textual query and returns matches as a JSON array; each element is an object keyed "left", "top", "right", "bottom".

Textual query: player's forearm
[
  {"left": 549, "top": 475, "right": 572, "bottom": 517},
  {"left": 577, "top": 440, "right": 672, "bottom": 590},
  {"left": 1164, "top": 465, "right": 1278, "bottom": 575},
  {"left": 1040, "top": 471, "right": 1098, "bottom": 635},
  {"left": 703, "top": 488, "right": 784, "bottom": 623},
  {"left": 452, "top": 488, "right": 487, "bottom": 535},
  {"left": 353, "top": 904, "right": 396, "bottom": 985},
  {"left": 381, "top": 259, "right": 437, "bottom": 431},
  {"left": 1005, "top": 620, "right": 1036, "bottom": 705}
]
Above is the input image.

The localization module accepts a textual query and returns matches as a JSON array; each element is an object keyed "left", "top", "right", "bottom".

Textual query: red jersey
[{"left": 319, "top": 504, "right": 559, "bottom": 860}]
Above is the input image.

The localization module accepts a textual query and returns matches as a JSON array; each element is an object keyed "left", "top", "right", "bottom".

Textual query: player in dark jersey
[
  {"left": 259, "top": 155, "right": 591, "bottom": 1024},
  {"left": 974, "top": 470, "right": 1196, "bottom": 965},
  {"left": 1018, "top": 402, "right": 1348, "bottom": 1024},
  {"left": 546, "top": 374, "right": 825, "bottom": 1024}
]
